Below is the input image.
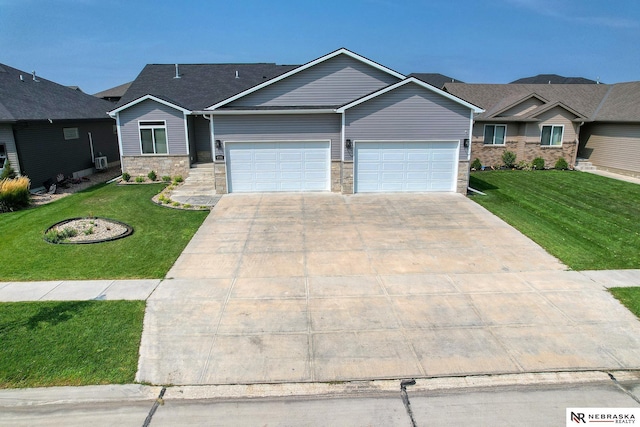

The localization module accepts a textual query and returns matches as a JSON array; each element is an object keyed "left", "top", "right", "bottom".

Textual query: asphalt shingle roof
[
  {"left": 93, "top": 81, "right": 132, "bottom": 99},
  {"left": 116, "top": 63, "right": 299, "bottom": 111},
  {"left": 510, "top": 74, "right": 598, "bottom": 84},
  {"left": 409, "top": 73, "right": 463, "bottom": 88},
  {"left": 444, "top": 83, "right": 613, "bottom": 121},
  {"left": 0, "top": 63, "right": 115, "bottom": 121}
]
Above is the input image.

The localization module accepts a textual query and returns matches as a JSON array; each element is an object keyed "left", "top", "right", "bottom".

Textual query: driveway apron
[{"left": 138, "top": 193, "right": 640, "bottom": 385}]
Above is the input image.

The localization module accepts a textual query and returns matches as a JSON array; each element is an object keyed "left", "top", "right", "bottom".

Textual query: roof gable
[
  {"left": 108, "top": 94, "right": 191, "bottom": 116},
  {"left": 207, "top": 48, "right": 405, "bottom": 110},
  {"left": 336, "top": 77, "right": 483, "bottom": 113},
  {"left": 489, "top": 93, "right": 547, "bottom": 118}
]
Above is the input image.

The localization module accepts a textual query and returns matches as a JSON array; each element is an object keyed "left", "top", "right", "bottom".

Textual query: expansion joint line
[
  {"left": 400, "top": 379, "right": 418, "bottom": 427},
  {"left": 142, "top": 387, "right": 166, "bottom": 427},
  {"left": 608, "top": 372, "right": 640, "bottom": 405}
]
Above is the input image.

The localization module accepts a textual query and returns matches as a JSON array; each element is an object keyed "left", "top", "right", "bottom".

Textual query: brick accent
[
  {"left": 470, "top": 141, "right": 576, "bottom": 169},
  {"left": 457, "top": 160, "right": 469, "bottom": 194},
  {"left": 214, "top": 162, "right": 228, "bottom": 194},
  {"left": 121, "top": 155, "right": 190, "bottom": 179},
  {"left": 341, "top": 161, "right": 354, "bottom": 194},
  {"left": 331, "top": 161, "right": 342, "bottom": 192}
]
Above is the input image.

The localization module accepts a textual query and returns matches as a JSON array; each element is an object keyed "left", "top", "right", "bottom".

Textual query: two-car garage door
[
  {"left": 355, "top": 141, "right": 458, "bottom": 193},
  {"left": 226, "top": 141, "right": 330, "bottom": 192},
  {"left": 225, "top": 140, "right": 458, "bottom": 193}
]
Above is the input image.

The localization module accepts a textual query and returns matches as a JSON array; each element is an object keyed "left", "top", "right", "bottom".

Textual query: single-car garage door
[
  {"left": 226, "top": 141, "right": 330, "bottom": 192},
  {"left": 355, "top": 141, "right": 458, "bottom": 192}
]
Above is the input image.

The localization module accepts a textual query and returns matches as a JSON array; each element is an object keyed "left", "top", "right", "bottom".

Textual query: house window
[
  {"left": 139, "top": 121, "right": 168, "bottom": 154},
  {"left": 0, "top": 144, "right": 6, "bottom": 169},
  {"left": 483, "top": 125, "right": 506, "bottom": 145},
  {"left": 541, "top": 125, "right": 563, "bottom": 146},
  {"left": 63, "top": 127, "right": 79, "bottom": 140}
]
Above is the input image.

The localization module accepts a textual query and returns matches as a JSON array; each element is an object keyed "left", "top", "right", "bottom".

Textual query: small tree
[
  {"left": 502, "top": 151, "right": 517, "bottom": 168},
  {"left": 1, "top": 160, "right": 16, "bottom": 179},
  {"left": 470, "top": 158, "right": 482, "bottom": 170}
]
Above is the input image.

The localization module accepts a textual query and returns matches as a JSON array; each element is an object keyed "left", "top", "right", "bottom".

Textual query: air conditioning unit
[{"left": 95, "top": 156, "right": 108, "bottom": 170}]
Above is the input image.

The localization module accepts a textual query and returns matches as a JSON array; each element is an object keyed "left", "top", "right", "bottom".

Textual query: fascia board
[
  {"left": 108, "top": 94, "right": 191, "bottom": 115},
  {"left": 205, "top": 48, "right": 406, "bottom": 111}
]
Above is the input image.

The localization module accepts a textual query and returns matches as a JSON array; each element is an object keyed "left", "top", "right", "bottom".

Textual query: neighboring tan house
[
  {"left": 109, "top": 48, "right": 482, "bottom": 194},
  {"left": 445, "top": 82, "right": 640, "bottom": 175},
  {"left": 0, "top": 63, "right": 119, "bottom": 188},
  {"left": 444, "top": 83, "right": 611, "bottom": 169}
]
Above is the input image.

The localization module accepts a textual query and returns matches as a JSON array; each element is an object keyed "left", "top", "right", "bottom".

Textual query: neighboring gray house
[
  {"left": 109, "top": 48, "right": 482, "bottom": 194},
  {"left": 0, "top": 63, "right": 119, "bottom": 188}
]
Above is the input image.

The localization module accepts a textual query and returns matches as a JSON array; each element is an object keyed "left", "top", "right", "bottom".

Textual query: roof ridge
[{"left": 590, "top": 85, "right": 615, "bottom": 121}]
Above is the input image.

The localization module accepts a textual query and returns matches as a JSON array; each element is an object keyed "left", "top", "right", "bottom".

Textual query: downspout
[{"left": 109, "top": 111, "right": 124, "bottom": 174}]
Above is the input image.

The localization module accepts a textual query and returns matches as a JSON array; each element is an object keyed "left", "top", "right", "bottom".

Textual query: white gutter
[{"left": 194, "top": 109, "right": 337, "bottom": 115}]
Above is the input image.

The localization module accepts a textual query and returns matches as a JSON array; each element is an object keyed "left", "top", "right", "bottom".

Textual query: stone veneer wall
[
  {"left": 121, "top": 155, "right": 190, "bottom": 178},
  {"left": 471, "top": 141, "right": 576, "bottom": 169},
  {"left": 457, "top": 161, "right": 469, "bottom": 194},
  {"left": 342, "top": 161, "right": 354, "bottom": 194},
  {"left": 331, "top": 161, "right": 342, "bottom": 193},
  {"left": 214, "top": 162, "right": 227, "bottom": 194}
]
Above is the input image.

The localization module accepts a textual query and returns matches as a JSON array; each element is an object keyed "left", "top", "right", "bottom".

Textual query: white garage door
[
  {"left": 355, "top": 141, "right": 458, "bottom": 193},
  {"left": 226, "top": 141, "right": 330, "bottom": 192}
]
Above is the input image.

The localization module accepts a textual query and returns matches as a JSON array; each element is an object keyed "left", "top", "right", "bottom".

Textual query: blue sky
[{"left": 1, "top": 0, "right": 638, "bottom": 94}]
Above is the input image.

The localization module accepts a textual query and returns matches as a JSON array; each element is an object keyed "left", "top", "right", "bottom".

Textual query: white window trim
[
  {"left": 63, "top": 127, "right": 79, "bottom": 140},
  {"left": 138, "top": 120, "right": 169, "bottom": 155},
  {"left": 483, "top": 124, "right": 507, "bottom": 146},
  {"left": 540, "top": 124, "right": 564, "bottom": 147}
]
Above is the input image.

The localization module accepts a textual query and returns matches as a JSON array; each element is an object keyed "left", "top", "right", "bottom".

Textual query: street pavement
[{"left": 1, "top": 372, "right": 639, "bottom": 426}]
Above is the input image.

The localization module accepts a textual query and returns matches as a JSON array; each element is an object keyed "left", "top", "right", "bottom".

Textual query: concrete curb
[{"left": 0, "top": 384, "right": 162, "bottom": 407}]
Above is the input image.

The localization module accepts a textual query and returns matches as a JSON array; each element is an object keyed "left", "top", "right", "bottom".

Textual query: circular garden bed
[{"left": 44, "top": 217, "right": 133, "bottom": 244}]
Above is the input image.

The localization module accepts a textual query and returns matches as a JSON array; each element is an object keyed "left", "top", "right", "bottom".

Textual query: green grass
[
  {"left": 0, "top": 300, "right": 145, "bottom": 388},
  {"left": 0, "top": 183, "right": 208, "bottom": 280},
  {"left": 610, "top": 288, "right": 640, "bottom": 319},
  {"left": 469, "top": 170, "right": 640, "bottom": 270}
]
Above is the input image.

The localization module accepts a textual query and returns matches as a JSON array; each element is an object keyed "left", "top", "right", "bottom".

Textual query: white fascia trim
[
  {"left": 201, "top": 109, "right": 337, "bottom": 115},
  {"left": 183, "top": 112, "right": 190, "bottom": 156},
  {"left": 115, "top": 113, "right": 124, "bottom": 168},
  {"left": 108, "top": 94, "right": 191, "bottom": 115},
  {"left": 336, "top": 77, "right": 485, "bottom": 113},
  {"left": 205, "top": 48, "right": 406, "bottom": 110}
]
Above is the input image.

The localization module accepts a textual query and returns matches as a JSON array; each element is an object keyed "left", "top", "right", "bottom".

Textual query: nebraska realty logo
[{"left": 567, "top": 408, "right": 639, "bottom": 425}]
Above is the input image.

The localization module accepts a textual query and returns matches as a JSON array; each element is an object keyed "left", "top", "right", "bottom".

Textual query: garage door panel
[
  {"left": 355, "top": 141, "right": 458, "bottom": 193},
  {"left": 227, "top": 141, "right": 330, "bottom": 193}
]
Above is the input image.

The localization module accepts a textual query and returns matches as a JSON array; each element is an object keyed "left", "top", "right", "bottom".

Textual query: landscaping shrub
[
  {"left": 502, "top": 151, "right": 517, "bottom": 168},
  {"left": 555, "top": 157, "right": 569, "bottom": 170},
  {"left": 147, "top": 170, "right": 157, "bottom": 181},
  {"left": 173, "top": 175, "right": 183, "bottom": 183},
  {"left": 44, "top": 227, "right": 78, "bottom": 244},
  {"left": 0, "top": 176, "right": 30, "bottom": 213},
  {"left": 1, "top": 160, "right": 17, "bottom": 179},
  {"left": 162, "top": 175, "right": 171, "bottom": 182},
  {"left": 532, "top": 157, "right": 545, "bottom": 170},
  {"left": 517, "top": 160, "right": 533, "bottom": 171},
  {"left": 134, "top": 176, "right": 145, "bottom": 183},
  {"left": 471, "top": 158, "right": 482, "bottom": 170},
  {"left": 121, "top": 172, "right": 131, "bottom": 182}
]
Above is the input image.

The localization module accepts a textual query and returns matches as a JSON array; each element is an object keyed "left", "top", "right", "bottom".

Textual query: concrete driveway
[{"left": 138, "top": 193, "right": 640, "bottom": 385}]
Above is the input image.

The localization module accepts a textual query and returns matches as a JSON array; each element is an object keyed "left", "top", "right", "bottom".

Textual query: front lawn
[
  {"left": 0, "top": 300, "right": 145, "bottom": 388},
  {"left": 0, "top": 183, "right": 208, "bottom": 280},
  {"left": 469, "top": 170, "right": 640, "bottom": 270},
  {"left": 610, "top": 288, "right": 640, "bottom": 319}
]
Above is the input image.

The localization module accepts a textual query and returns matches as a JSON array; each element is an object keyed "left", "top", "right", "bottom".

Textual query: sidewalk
[{"left": 1, "top": 271, "right": 639, "bottom": 302}]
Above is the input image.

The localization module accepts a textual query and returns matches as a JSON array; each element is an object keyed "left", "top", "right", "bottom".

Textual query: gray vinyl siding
[
  {"left": 580, "top": 123, "right": 640, "bottom": 174},
  {"left": 118, "top": 99, "right": 187, "bottom": 156},
  {"left": 229, "top": 55, "right": 400, "bottom": 107},
  {"left": 214, "top": 114, "right": 341, "bottom": 160},
  {"left": 0, "top": 124, "right": 21, "bottom": 174},
  {"left": 345, "top": 84, "right": 471, "bottom": 161},
  {"left": 13, "top": 119, "right": 117, "bottom": 187}
]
